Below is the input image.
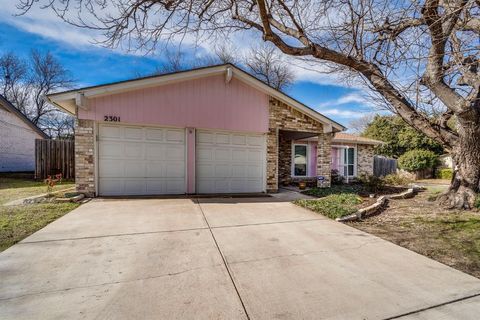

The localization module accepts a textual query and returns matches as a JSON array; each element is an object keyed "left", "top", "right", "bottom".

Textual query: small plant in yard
[
  {"left": 383, "top": 173, "right": 413, "bottom": 186},
  {"left": 294, "top": 194, "right": 363, "bottom": 219},
  {"left": 330, "top": 169, "right": 343, "bottom": 185},
  {"left": 357, "top": 174, "right": 385, "bottom": 193},
  {"left": 44, "top": 173, "right": 63, "bottom": 194},
  {"left": 474, "top": 195, "right": 480, "bottom": 209},
  {"left": 436, "top": 168, "right": 453, "bottom": 180},
  {"left": 398, "top": 149, "right": 438, "bottom": 172}
]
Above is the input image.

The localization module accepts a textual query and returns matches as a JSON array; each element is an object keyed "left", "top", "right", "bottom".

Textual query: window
[
  {"left": 343, "top": 147, "right": 355, "bottom": 177},
  {"left": 293, "top": 144, "right": 308, "bottom": 176}
]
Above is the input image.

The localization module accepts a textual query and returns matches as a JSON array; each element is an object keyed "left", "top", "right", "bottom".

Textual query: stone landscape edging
[{"left": 336, "top": 186, "right": 421, "bottom": 222}]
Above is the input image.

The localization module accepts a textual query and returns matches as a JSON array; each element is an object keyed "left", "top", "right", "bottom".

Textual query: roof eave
[{"left": 47, "top": 64, "right": 346, "bottom": 132}]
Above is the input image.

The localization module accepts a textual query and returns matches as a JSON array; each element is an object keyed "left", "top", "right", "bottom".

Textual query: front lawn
[
  {"left": 0, "top": 176, "right": 75, "bottom": 205},
  {"left": 294, "top": 193, "right": 364, "bottom": 219},
  {"left": 348, "top": 186, "right": 480, "bottom": 278},
  {"left": 0, "top": 175, "right": 79, "bottom": 251}
]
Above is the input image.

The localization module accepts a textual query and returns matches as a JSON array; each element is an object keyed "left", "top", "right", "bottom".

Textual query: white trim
[
  {"left": 333, "top": 145, "right": 358, "bottom": 179},
  {"left": 291, "top": 143, "right": 310, "bottom": 178},
  {"left": 332, "top": 138, "right": 381, "bottom": 146},
  {"left": 94, "top": 122, "right": 99, "bottom": 197},
  {"left": 47, "top": 64, "right": 345, "bottom": 132}
]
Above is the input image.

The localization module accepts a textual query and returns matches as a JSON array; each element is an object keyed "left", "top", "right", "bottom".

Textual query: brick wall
[
  {"left": 267, "top": 97, "right": 331, "bottom": 192},
  {"left": 75, "top": 119, "right": 95, "bottom": 197},
  {"left": 357, "top": 144, "right": 375, "bottom": 176}
]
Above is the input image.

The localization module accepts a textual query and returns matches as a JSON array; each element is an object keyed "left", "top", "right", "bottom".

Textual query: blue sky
[{"left": 0, "top": 15, "right": 377, "bottom": 129}]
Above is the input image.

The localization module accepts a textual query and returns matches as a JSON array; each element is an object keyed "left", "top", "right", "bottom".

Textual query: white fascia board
[{"left": 332, "top": 139, "right": 382, "bottom": 146}]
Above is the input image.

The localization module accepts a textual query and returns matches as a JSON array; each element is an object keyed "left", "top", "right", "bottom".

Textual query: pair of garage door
[{"left": 98, "top": 124, "right": 265, "bottom": 195}]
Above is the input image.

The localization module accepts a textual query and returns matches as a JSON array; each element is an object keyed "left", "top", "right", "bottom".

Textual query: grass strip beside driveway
[{"left": 0, "top": 176, "right": 79, "bottom": 251}]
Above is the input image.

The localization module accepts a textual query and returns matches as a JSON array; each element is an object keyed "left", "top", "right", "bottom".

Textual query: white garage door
[
  {"left": 196, "top": 130, "right": 265, "bottom": 193},
  {"left": 98, "top": 124, "right": 186, "bottom": 196}
]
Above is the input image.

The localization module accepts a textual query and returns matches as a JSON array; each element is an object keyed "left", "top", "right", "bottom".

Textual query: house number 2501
[{"left": 104, "top": 115, "right": 120, "bottom": 122}]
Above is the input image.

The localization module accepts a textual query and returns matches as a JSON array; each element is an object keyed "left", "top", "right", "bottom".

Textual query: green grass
[
  {"left": 302, "top": 184, "right": 366, "bottom": 198},
  {"left": 294, "top": 193, "right": 363, "bottom": 219},
  {"left": 0, "top": 176, "right": 79, "bottom": 251},
  {"left": 0, "top": 178, "right": 74, "bottom": 205},
  {"left": 0, "top": 202, "right": 79, "bottom": 251},
  {"left": 413, "top": 215, "right": 480, "bottom": 267}
]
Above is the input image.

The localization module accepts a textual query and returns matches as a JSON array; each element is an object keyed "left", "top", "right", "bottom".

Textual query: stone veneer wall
[
  {"left": 267, "top": 97, "right": 332, "bottom": 192},
  {"left": 75, "top": 119, "right": 95, "bottom": 197},
  {"left": 357, "top": 144, "right": 375, "bottom": 176},
  {"left": 278, "top": 134, "right": 292, "bottom": 184}
]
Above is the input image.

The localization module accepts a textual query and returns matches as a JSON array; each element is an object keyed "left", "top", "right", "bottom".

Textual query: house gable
[{"left": 78, "top": 74, "right": 270, "bottom": 133}]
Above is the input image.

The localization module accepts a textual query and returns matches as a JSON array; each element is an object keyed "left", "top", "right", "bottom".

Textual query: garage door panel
[
  {"left": 215, "top": 133, "right": 230, "bottom": 144},
  {"left": 124, "top": 127, "right": 143, "bottom": 140},
  {"left": 166, "top": 129, "right": 185, "bottom": 142},
  {"left": 124, "top": 143, "right": 143, "bottom": 158},
  {"left": 99, "top": 179, "right": 125, "bottom": 195},
  {"left": 145, "top": 144, "right": 165, "bottom": 160},
  {"left": 231, "top": 149, "right": 247, "bottom": 161},
  {"left": 247, "top": 165, "right": 262, "bottom": 178},
  {"left": 99, "top": 125, "right": 122, "bottom": 139},
  {"left": 197, "top": 164, "right": 214, "bottom": 178},
  {"left": 197, "top": 148, "right": 213, "bottom": 161},
  {"left": 99, "top": 141, "right": 124, "bottom": 158},
  {"left": 197, "top": 132, "right": 213, "bottom": 144},
  {"left": 196, "top": 130, "right": 265, "bottom": 194},
  {"left": 100, "top": 160, "right": 124, "bottom": 177},
  {"left": 232, "top": 165, "right": 246, "bottom": 177},
  {"left": 165, "top": 162, "right": 185, "bottom": 178},
  {"left": 165, "top": 145, "right": 185, "bottom": 160},
  {"left": 215, "top": 149, "right": 231, "bottom": 161},
  {"left": 247, "top": 135, "right": 263, "bottom": 146},
  {"left": 124, "top": 161, "right": 145, "bottom": 178},
  {"left": 124, "top": 180, "right": 147, "bottom": 195},
  {"left": 99, "top": 124, "right": 185, "bottom": 196},
  {"left": 165, "top": 180, "right": 185, "bottom": 193},
  {"left": 145, "top": 128, "right": 164, "bottom": 141},
  {"left": 215, "top": 164, "right": 231, "bottom": 177},
  {"left": 146, "top": 162, "right": 165, "bottom": 177},
  {"left": 248, "top": 149, "right": 262, "bottom": 161},
  {"left": 231, "top": 134, "right": 246, "bottom": 145}
]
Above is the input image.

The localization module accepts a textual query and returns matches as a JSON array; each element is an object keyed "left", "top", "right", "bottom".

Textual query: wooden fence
[
  {"left": 373, "top": 155, "right": 397, "bottom": 177},
  {"left": 35, "top": 139, "right": 75, "bottom": 180}
]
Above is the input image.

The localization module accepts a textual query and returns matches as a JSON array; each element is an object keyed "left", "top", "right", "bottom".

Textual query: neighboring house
[
  {"left": 47, "top": 64, "right": 351, "bottom": 196},
  {"left": 0, "top": 94, "right": 48, "bottom": 172},
  {"left": 438, "top": 154, "right": 454, "bottom": 169}
]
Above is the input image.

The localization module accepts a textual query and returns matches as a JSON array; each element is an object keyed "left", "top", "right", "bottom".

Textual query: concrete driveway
[{"left": 1, "top": 197, "right": 479, "bottom": 319}]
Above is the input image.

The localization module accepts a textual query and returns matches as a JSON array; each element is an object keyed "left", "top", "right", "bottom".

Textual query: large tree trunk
[{"left": 438, "top": 122, "right": 480, "bottom": 210}]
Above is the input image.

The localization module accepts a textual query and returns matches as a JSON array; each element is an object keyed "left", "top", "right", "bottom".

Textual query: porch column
[
  {"left": 266, "top": 127, "right": 279, "bottom": 192},
  {"left": 317, "top": 133, "right": 333, "bottom": 188}
]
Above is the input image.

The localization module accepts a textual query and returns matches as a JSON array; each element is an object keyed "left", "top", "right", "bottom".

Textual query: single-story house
[
  {"left": 0, "top": 94, "right": 49, "bottom": 172},
  {"left": 47, "top": 64, "right": 379, "bottom": 196}
]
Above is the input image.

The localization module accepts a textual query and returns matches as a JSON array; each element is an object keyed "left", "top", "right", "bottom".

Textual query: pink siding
[
  {"left": 309, "top": 141, "right": 317, "bottom": 176},
  {"left": 80, "top": 75, "right": 269, "bottom": 133},
  {"left": 331, "top": 147, "right": 339, "bottom": 171}
]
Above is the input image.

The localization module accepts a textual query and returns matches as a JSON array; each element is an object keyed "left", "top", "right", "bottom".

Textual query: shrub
[
  {"left": 398, "top": 149, "right": 438, "bottom": 172},
  {"left": 331, "top": 169, "right": 343, "bottom": 185},
  {"left": 474, "top": 195, "right": 480, "bottom": 209},
  {"left": 357, "top": 174, "right": 385, "bottom": 192},
  {"left": 437, "top": 168, "right": 453, "bottom": 180},
  {"left": 383, "top": 173, "right": 413, "bottom": 186},
  {"left": 294, "top": 194, "right": 363, "bottom": 219}
]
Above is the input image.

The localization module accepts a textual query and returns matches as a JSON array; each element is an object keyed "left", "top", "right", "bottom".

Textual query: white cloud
[{"left": 320, "top": 108, "right": 365, "bottom": 118}]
